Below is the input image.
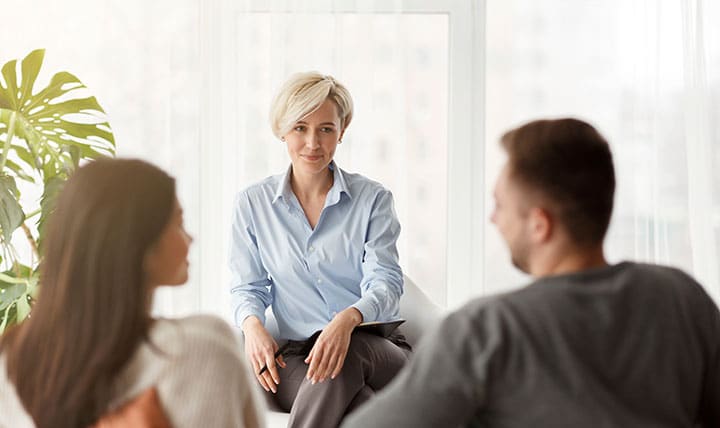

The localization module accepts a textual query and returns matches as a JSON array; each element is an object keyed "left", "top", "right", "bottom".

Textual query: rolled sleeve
[
  {"left": 353, "top": 189, "right": 404, "bottom": 322},
  {"left": 228, "top": 192, "right": 272, "bottom": 327}
]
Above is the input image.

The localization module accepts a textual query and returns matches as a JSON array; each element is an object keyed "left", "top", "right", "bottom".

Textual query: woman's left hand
[{"left": 305, "top": 307, "right": 363, "bottom": 383}]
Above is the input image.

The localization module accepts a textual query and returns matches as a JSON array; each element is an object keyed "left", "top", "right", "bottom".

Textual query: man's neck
[{"left": 531, "top": 245, "right": 608, "bottom": 278}]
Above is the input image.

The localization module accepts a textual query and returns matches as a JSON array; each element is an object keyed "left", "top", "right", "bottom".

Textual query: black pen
[{"left": 258, "top": 342, "right": 291, "bottom": 375}]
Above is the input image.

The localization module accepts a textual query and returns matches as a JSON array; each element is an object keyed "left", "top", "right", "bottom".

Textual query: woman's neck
[{"left": 290, "top": 166, "right": 334, "bottom": 200}]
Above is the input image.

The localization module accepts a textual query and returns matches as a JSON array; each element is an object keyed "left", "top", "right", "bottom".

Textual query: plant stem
[
  {"left": 0, "top": 303, "right": 13, "bottom": 333},
  {"left": 21, "top": 223, "right": 39, "bottom": 259},
  {"left": 25, "top": 208, "right": 41, "bottom": 219}
]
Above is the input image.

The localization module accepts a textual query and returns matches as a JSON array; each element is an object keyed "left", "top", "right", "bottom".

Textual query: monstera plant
[{"left": 0, "top": 49, "right": 115, "bottom": 333}]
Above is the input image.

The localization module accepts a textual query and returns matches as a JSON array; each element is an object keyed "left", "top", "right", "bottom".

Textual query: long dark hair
[{"left": 0, "top": 158, "right": 176, "bottom": 427}]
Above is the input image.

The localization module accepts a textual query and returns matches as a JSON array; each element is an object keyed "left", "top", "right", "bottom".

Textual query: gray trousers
[{"left": 266, "top": 331, "right": 410, "bottom": 428}]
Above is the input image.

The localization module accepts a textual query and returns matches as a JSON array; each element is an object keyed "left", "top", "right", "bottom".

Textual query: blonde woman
[{"left": 230, "top": 72, "right": 409, "bottom": 428}]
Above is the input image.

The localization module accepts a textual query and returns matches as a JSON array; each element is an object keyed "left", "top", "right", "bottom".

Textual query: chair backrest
[
  {"left": 398, "top": 274, "right": 443, "bottom": 346},
  {"left": 261, "top": 274, "right": 443, "bottom": 347}
]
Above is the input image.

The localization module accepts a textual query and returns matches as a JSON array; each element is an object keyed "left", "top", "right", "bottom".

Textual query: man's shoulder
[
  {"left": 620, "top": 261, "right": 694, "bottom": 280},
  {"left": 526, "top": 261, "right": 700, "bottom": 292},
  {"left": 609, "top": 262, "right": 708, "bottom": 299},
  {"left": 450, "top": 292, "right": 522, "bottom": 328},
  {"left": 486, "top": 262, "right": 713, "bottom": 316}
]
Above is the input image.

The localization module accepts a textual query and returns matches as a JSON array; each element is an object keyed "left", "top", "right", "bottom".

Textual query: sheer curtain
[
  {"left": 484, "top": 0, "right": 720, "bottom": 303},
  {"left": 199, "top": 0, "right": 461, "bottom": 315},
  {"left": 2, "top": 0, "right": 205, "bottom": 315},
  {"left": 3, "top": 0, "right": 477, "bottom": 322},
  {"left": 3, "top": 0, "right": 717, "bottom": 321}
]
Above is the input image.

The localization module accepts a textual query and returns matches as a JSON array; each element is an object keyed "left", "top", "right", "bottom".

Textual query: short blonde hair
[{"left": 269, "top": 71, "right": 354, "bottom": 139}]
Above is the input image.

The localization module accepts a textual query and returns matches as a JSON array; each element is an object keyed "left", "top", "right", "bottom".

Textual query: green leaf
[
  {"left": 5, "top": 158, "right": 35, "bottom": 183},
  {"left": 0, "top": 269, "right": 35, "bottom": 332},
  {"left": 0, "top": 265, "right": 36, "bottom": 322},
  {"left": 0, "top": 304, "right": 13, "bottom": 333},
  {"left": 0, "top": 272, "right": 28, "bottom": 284},
  {"left": 15, "top": 294, "right": 30, "bottom": 322},
  {"left": 64, "top": 144, "right": 80, "bottom": 167},
  {"left": 0, "top": 59, "right": 20, "bottom": 110},
  {"left": 26, "top": 269, "right": 39, "bottom": 300},
  {"left": 19, "top": 49, "right": 43, "bottom": 107},
  {"left": 8, "top": 262, "right": 34, "bottom": 279},
  {"left": 11, "top": 144, "right": 37, "bottom": 169},
  {"left": 0, "top": 283, "right": 26, "bottom": 311},
  {"left": 38, "top": 175, "right": 64, "bottom": 250},
  {"left": 0, "top": 49, "right": 115, "bottom": 181},
  {"left": 0, "top": 49, "right": 117, "bottom": 331},
  {"left": 0, "top": 175, "right": 24, "bottom": 241}
]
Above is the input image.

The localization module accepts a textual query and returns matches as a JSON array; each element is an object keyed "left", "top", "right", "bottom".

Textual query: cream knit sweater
[{"left": 0, "top": 315, "right": 265, "bottom": 428}]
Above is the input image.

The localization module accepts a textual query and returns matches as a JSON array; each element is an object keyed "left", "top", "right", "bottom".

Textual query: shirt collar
[
  {"left": 327, "top": 161, "right": 352, "bottom": 205},
  {"left": 272, "top": 164, "right": 294, "bottom": 205},
  {"left": 272, "top": 161, "right": 352, "bottom": 206}
]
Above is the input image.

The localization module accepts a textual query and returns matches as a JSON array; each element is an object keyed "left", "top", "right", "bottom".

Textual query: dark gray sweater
[{"left": 342, "top": 262, "right": 720, "bottom": 428}]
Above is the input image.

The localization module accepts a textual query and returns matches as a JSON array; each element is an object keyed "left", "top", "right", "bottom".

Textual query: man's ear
[{"left": 528, "top": 207, "right": 553, "bottom": 244}]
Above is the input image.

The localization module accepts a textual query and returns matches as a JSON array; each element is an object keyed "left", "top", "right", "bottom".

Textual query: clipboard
[{"left": 354, "top": 319, "right": 405, "bottom": 337}]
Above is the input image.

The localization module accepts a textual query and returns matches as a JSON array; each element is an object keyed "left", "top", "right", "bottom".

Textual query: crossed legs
[{"left": 269, "top": 332, "right": 409, "bottom": 428}]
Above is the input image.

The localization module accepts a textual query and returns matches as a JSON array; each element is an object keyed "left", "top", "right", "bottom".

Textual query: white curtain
[
  {"left": 200, "top": 0, "right": 454, "bottom": 313},
  {"left": 4, "top": 0, "right": 462, "bottom": 322},
  {"left": 3, "top": 0, "right": 205, "bottom": 315},
  {"left": 3, "top": 0, "right": 718, "bottom": 320},
  {"left": 484, "top": 0, "right": 720, "bottom": 303}
]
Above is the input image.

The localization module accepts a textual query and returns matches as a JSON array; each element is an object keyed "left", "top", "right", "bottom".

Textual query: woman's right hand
[{"left": 242, "top": 316, "right": 286, "bottom": 393}]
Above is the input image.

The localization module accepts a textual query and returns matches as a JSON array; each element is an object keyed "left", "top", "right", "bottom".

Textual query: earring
[
  {"left": 281, "top": 137, "right": 285, "bottom": 142},
  {"left": 338, "top": 139, "right": 343, "bottom": 144}
]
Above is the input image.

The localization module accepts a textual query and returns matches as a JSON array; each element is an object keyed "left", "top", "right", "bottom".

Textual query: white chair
[{"left": 239, "top": 275, "right": 444, "bottom": 428}]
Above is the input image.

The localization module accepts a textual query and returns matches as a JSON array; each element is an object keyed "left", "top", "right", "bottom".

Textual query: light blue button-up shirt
[{"left": 229, "top": 162, "right": 403, "bottom": 340}]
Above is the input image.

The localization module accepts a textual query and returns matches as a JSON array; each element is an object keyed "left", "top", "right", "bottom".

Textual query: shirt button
[
  {"left": 309, "top": 246, "right": 315, "bottom": 252},
  {"left": 317, "top": 278, "right": 322, "bottom": 284}
]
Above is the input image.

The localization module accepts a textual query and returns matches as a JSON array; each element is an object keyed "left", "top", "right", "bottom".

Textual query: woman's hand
[
  {"left": 305, "top": 307, "right": 363, "bottom": 383},
  {"left": 242, "top": 316, "right": 286, "bottom": 393}
]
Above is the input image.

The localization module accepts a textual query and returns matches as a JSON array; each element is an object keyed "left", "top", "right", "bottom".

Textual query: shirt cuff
[
  {"left": 235, "top": 305, "right": 266, "bottom": 329},
  {"left": 351, "top": 297, "right": 378, "bottom": 323}
]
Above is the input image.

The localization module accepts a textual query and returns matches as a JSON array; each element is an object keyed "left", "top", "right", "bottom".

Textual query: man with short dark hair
[{"left": 341, "top": 118, "right": 720, "bottom": 428}]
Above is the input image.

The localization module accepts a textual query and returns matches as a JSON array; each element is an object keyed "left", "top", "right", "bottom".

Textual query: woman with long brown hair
[{"left": 0, "top": 158, "right": 264, "bottom": 427}]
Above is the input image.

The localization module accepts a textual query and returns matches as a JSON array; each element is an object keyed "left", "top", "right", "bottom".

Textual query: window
[{"left": 200, "top": 0, "right": 483, "bottom": 311}]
